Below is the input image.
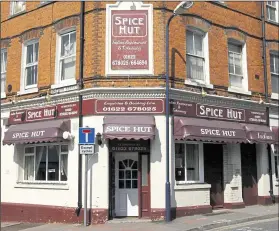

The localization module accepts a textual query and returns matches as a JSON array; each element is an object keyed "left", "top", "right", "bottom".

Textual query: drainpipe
[
  {"left": 261, "top": 2, "right": 275, "bottom": 204},
  {"left": 76, "top": 1, "right": 85, "bottom": 216}
]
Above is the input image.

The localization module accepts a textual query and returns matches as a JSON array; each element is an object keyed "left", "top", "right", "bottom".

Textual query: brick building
[{"left": 1, "top": 1, "right": 278, "bottom": 225}]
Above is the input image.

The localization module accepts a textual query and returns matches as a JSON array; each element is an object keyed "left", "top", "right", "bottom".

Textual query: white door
[{"left": 115, "top": 152, "right": 138, "bottom": 217}]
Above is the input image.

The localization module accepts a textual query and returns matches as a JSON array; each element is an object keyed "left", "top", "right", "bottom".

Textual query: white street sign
[{"left": 80, "top": 145, "right": 94, "bottom": 155}]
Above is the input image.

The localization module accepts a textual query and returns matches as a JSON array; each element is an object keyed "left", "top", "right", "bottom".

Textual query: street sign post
[{"left": 79, "top": 127, "right": 96, "bottom": 227}]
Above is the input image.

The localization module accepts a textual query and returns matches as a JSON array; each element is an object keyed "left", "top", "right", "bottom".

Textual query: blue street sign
[{"left": 79, "top": 127, "right": 95, "bottom": 145}]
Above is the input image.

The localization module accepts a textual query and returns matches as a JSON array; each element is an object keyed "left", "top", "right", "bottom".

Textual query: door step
[
  {"left": 107, "top": 217, "right": 151, "bottom": 224},
  {"left": 203, "top": 209, "right": 232, "bottom": 216}
]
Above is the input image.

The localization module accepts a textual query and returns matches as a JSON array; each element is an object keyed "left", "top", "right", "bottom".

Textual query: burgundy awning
[
  {"left": 242, "top": 123, "right": 276, "bottom": 144},
  {"left": 103, "top": 116, "right": 155, "bottom": 140},
  {"left": 174, "top": 117, "right": 247, "bottom": 143},
  {"left": 3, "top": 120, "right": 71, "bottom": 145}
]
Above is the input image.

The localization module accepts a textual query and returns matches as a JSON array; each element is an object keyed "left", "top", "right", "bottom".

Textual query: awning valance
[
  {"left": 243, "top": 124, "right": 276, "bottom": 144},
  {"left": 174, "top": 117, "right": 247, "bottom": 143},
  {"left": 272, "top": 126, "right": 278, "bottom": 144},
  {"left": 103, "top": 116, "right": 155, "bottom": 140},
  {"left": 3, "top": 120, "right": 71, "bottom": 145}
]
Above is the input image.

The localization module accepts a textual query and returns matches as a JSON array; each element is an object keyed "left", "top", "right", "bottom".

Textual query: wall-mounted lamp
[
  {"left": 63, "top": 131, "right": 75, "bottom": 140},
  {"left": 258, "top": 93, "right": 265, "bottom": 104},
  {"left": 45, "top": 89, "right": 51, "bottom": 102},
  {"left": 96, "top": 132, "right": 102, "bottom": 145},
  {"left": 10, "top": 95, "right": 17, "bottom": 105}
]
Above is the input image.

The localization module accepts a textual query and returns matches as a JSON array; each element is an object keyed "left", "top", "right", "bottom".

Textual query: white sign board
[{"left": 80, "top": 145, "right": 95, "bottom": 155}]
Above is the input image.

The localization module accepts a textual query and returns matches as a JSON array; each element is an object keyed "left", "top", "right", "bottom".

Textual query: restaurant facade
[{"left": 1, "top": 87, "right": 278, "bottom": 224}]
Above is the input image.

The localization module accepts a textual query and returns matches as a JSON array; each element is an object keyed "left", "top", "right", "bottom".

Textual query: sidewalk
[{"left": 1, "top": 204, "right": 278, "bottom": 231}]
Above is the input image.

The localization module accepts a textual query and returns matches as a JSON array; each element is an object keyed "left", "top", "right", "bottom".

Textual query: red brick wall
[{"left": 1, "top": 1, "right": 278, "bottom": 103}]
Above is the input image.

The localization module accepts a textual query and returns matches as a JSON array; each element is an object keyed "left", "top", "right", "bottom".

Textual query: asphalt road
[{"left": 210, "top": 217, "right": 279, "bottom": 231}]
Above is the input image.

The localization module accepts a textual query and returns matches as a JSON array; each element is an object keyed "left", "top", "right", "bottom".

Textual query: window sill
[
  {"left": 266, "top": 20, "right": 279, "bottom": 26},
  {"left": 51, "top": 79, "right": 77, "bottom": 89},
  {"left": 174, "top": 183, "right": 211, "bottom": 191},
  {"left": 271, "top": 93, "right": 279, "bottom": 100},
  {"left": 185, "top": 79, "right": 214, "bottom": 89},
  {"left": 1, "top": 92, "right": 6, "bottom": 99},
  {"left": 15, "top": 181, "right": 69, "bottom": 190},
  {"left": 228, "top": 87, "right": 252, "bottom": 96},
  {"left": 9, "top": 10, "right": 26, "bottom": 19},
  {"left": 17, "top": 87, "right": 39, "bottom": 96}
]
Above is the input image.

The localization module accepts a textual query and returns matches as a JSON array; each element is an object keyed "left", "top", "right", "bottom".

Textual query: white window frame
[
  {"left": 175, "top": 141, "right": 204, "bottom": 184},
  {"left": 270, "top": 52, "right": 279, "bottom": 100},
  {"left": 185, "top": 27, "right": 212, "bottom": 89},
  {"left": 267, "top": 1, "right": 279, "bottom": 23},
  {"left": 53, "top": 28, "right": 77, "bottom": 89},
  {"left": 10, "top": 1, "right": 26, "bottom": 16},
  {"left": 1, "top": 49, "right": 7, "bottom": 98},
  {"left": 273, "top": 145, "right": 279, "bottom": 180},
  {"left": 227, "top": 40, "right": 250, "bottom": 95},
  {"left": 18, "top": 39, "right": 39, "bottom": 95},
  {"left": 22, "top": 143, "right": 69, "bottom": 183}
]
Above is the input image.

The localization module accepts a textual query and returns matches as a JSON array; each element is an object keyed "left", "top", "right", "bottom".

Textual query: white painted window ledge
[
  {"left": 51, "top": 79, "right": 77, "bottom": 89},
  {"left": 174, "top": 183, "right": 211, "bottom": 190},
  {"left": 17, "top": 87, "right": 39, "bottom": 96},
  {"left": 15, "top": 181, "right": 69, "bottom": 190},
  {"left": 271, "top": 93, "right": 279, "bottom": 100},
  {"left": 185, "top": 79, "right": 214, "bottom": 89},
  {"left": 228, "top": 87, "right": 252, "bottom": 96}
]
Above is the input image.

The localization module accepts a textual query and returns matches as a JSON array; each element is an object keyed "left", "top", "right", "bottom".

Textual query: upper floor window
[
  {"left": 22, "top": 41, "right": 39, "bottom": 90},
  {"left": 10, "top": 1, "right": 26, "bottom": 15},
  {"left": 228, "top": 43, "right": 243, "bottom": 89},
  {"left": 24, "top": 144, "right": 68, "bottom": 182},
  {"left": 1, "top": 49, "right": 7, "bottom": 96},
  {"left": 56, "top": 30, "right": 76, "bottom": 85},
  {"left": 267, "top": 1, "right": 279, "bottom": 23},
  {"left": 186, "top": 30, "right": 205, "bottom": 82},
  {"left": 270, "top": 53, "right": 279, "bottom": 95}
]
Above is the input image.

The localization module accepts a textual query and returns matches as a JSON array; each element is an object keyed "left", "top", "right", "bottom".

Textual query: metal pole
[
  {"left": 84, "top": 154, "right": 88, "bottom": 226},
  {"left": 165, "top": 13, "right": 175, "bottom": 223}
]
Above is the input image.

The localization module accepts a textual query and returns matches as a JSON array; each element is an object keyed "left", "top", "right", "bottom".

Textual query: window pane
[
  {"left": 70, "top": 32, "right": 76, "bottom": 54},
  {"left": 13, "top": 1, "right": 26, "bottom": 14},
  {"left": 228, "top": 53, "right": 234, "bottom": 73},
  {"left": 141, "top": 155, "right": 148, "bottom": 186},
  {"left": 34, "top": 43, "right": 39, "bottom": 62},
  {"left": 186, "top": 144, "right": 199, "bottom": 181},
  {"left": 234, "top": 54, "right": 242, "bottom": 75},
  {"left": 35, "top": 146, "right": 47, "bottom": 181},
  {"left": 230, "top": 74, "right": 243, "bottom": 88},
  {"left": 186, "top": 31, "right": 194, "bottom": 54},
  {"left": 194, "top": 33, "right": 203, "bottom": 57},
  {"left": 60, "top": 154, "right": 68, "bottom": 181},
  {"left": 24, "top": 155, "right": 34, "bottom": 180},
  {"left": 26, "top": 65, "right": 37, "bottom": 86},
  {"left": 60, "top": 56, "right": 76, "bottom": 81},
  {"left": 271, "top": 75, "right": 279, "bottom": 94},
  {"left": 1, "top": 51, "right": 7, "bottom": 72},
  {"left": 187, "top": 55, "right": 204, "bottom": 81},
  {"left": 25, "top": 147, "right": 35, "bottom": 154},
  {"left": 61, "top": 145, "right": 68, "bottom": 153},
  {"left": 61, "top": 34, "right": 69, "bottom": 56},
  {"left": 268, "top": 8, "right": 276, "bottom": 21},
  {"left": 48, "top": 145, "right": 59, "bottom": 181},
  {"left": 228, "top": 43, "right": 242, "bottom": 53},
  {"left": 175, "top": 143, "right": 185, "bottom": 181},
  {"left": 26, "top": 44, "right": 34, "bottom": 64}
]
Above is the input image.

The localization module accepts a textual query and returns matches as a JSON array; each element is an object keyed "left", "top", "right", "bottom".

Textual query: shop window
[
  {"left": 24, "top": 144, "right": 68, "bottom": 182},
  {"left": 10, "top": 1, "right": 26, "bottom": 15},
  {"left": 175, "top": 143, "right": 202, "bottom": 183},
  {"left": 1, "top": 49, "right": 7, "bottom": 98},
  {"left": 267, "top": 1, "right": 279, "bottom": 23},
  {"left": 55, "top": 30, "right": 76, "bottom": 87},
  {"left": 270, "top": 53, "right": 279, "bottom": 95}
]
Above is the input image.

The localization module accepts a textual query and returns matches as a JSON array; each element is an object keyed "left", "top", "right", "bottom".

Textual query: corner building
[{"left": 1, "top": 1, "right": 279, "bottom": 224}]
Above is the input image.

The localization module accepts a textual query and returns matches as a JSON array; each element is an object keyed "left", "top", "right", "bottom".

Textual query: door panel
[
  {"left": 139, "top": 154, "right": 150, "bottom": 218},
  {"left": 115, "top": 152, "right": 138, "bottom": 217},
  {"left": 241, "top": 144, "right": 258, "bottom": 206},
  {"left": 204, "top": 144, "right": 224, "bottom": 208}
]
